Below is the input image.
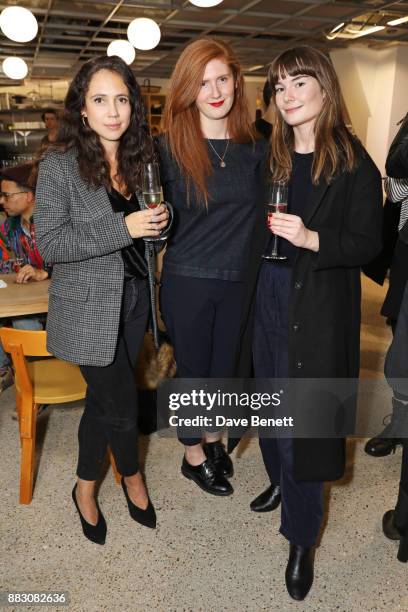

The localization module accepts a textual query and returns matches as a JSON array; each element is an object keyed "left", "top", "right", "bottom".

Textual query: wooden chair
[{"left": 0, "top": 328, "right": 120, "bottom": 504}]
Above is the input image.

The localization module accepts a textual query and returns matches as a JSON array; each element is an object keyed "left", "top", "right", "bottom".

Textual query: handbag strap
[{"left": 145, "top": 241, "right": 159, "bottom": 350}]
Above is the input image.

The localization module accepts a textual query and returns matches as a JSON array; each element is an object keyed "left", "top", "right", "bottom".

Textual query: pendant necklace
[{"left": 208, "top": 138, "right": 230, "bottom": 168}]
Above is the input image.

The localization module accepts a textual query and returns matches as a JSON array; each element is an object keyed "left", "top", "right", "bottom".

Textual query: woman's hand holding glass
[
  {"left": 269, "top": 213, "right": 319, "bottom": 252},
  {"left": 125, "top": 204, "right": 169, "bottom": 239}
]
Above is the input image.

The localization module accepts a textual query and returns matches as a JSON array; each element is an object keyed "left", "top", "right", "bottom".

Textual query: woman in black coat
[
  {"left": 237, "top": 46, "right": 383, "bottom": 600},
  {"left": 381, "top": 114, "right": 408, "bottom": 564}
]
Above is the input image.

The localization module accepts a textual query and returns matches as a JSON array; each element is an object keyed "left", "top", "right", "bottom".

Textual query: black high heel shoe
[
  {"left": 121, "top": 477, "right": 156, "bottom": 529},
  {"left": 72, "top": 484, "right": 107, "bottom": 545}
]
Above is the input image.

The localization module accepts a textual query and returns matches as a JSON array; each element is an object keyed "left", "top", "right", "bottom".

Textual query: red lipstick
[{"left": 210, "top": 101, "right": 225, "bottom": 108}]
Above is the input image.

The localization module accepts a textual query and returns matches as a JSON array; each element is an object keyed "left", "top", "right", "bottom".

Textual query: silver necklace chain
[{"left": 207, "top": 139, "right": 230, "bottom": 168}]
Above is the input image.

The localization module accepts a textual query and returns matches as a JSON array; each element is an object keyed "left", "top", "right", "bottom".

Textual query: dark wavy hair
[{"left": 49, "top": 55, "right": 153, "bottom": 192}]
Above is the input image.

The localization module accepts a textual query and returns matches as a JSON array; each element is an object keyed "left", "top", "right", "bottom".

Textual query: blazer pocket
[{"left": 49, "top": 278, "right": 90, "bottom": 301}]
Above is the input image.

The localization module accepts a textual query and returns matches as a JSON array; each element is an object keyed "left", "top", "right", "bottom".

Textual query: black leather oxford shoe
[
  {"left": 203, "top": 441, "right": 234, "bottom": 478},
  {"left": 181, "top": 457, "right": 233, "bottom": 496},
  {"left": 250, "top": 484, "right": 281, "bottom": 512},
  {"left": 285, "top": 544, "right": 315, "bottom": 601}
]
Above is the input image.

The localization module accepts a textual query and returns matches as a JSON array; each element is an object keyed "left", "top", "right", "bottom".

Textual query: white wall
[
  {"left": 390, "top": 46, "right": 408, "bottom": 142},
  {"left": 330, "top": 45, "right": 408, "bottom": 175}
]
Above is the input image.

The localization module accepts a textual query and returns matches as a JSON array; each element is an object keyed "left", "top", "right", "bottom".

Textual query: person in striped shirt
[{"left": 0, "top": 163, "right": 49, "bottom": 393}]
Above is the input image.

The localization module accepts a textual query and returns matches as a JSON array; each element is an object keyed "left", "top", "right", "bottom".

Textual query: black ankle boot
[
  {"left": 203, "top": 441, "right": 234, "bottom": 477},
  {"left": 285, "top": 544, "right": 315, "bottom": 601},
  {"left": 364, "top": 436, "right": 400, "bottom": 457},
  {"left": 250, "top": 484, "right": 281, "bottom": 512},
  {"left": 365, "top": 398, "right": 407, "bottom": 457},
  {"left": 72, "top": 484, "right": 107, "bottom": 545},
  {"left": 382, "top": 510, "right": 401, "bottom": 540}
]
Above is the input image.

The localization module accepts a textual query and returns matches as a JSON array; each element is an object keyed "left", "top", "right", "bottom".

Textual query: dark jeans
[
  {"left": 160, "top": 272, "right": 245, "bottom": 445},
  {"left": 253, "top": 262, "right": 323, "bottom": 548},
  {"left": 77, "top": 278, "right": 149, "bottom": 481}
]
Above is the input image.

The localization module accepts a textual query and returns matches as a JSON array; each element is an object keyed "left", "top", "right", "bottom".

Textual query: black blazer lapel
[{"left": 303, "top": 179, "right": 330, "bottom": 227}]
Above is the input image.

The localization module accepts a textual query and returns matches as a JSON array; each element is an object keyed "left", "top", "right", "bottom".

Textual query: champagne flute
[
  {"left": 142, "top": 162, "right": 168, "bottom": 242},
  {"left": 263, "top": 181, "right": 288, "bottom": 261},
  {"left": 142, "top": 162, "right": 162, "bottom": 209}
]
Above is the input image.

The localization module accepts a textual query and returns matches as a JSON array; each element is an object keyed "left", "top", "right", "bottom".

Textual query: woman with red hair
[{"left": 157, "top": 38, "right": 266, "bottom": 496}]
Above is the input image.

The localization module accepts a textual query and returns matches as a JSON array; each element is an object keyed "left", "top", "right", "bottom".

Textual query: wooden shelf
[{"left": 142, "top": 93, "right": 166, "bottom": 132}]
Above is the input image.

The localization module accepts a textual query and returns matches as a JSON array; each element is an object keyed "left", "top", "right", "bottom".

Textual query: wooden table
[{"left": 0, "top": 273, "right": 50, "bottom": 317}]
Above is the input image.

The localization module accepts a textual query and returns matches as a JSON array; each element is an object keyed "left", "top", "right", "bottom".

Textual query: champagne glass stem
[{"left": 271, "top": 234, "right": 279, "bottom": 257}]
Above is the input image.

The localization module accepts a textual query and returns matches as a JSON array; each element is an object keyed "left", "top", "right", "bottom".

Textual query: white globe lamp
[
  {"left": 2, "top": 57, "right": 29, "bottom": 80},
  {"left": 189, "top": 0, "right": 224, "bottom": 6},
  {"left": 107, "top": 40, "right": 136, "bottom": 65},
  {"left": 0, "top": 6, "right": 38, "bottom": 43},
  {"left": 127, "top": 18, "right": 161, "bottom": 51}
]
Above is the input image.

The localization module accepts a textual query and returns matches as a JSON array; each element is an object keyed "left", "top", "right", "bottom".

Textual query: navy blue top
[{"left": 156, "top": 136, "right": 267, "bottom": 281}]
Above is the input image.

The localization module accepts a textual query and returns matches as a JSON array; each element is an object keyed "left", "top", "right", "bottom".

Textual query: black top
[
  {"left": 156, "top": 136, "right": 267, "bottom": 281},
  {"left": 106, "top": 188, "right": 147, "bottom": 280},
  {"left": 279, "top": 151, "right": 314, "bottom": 262}
]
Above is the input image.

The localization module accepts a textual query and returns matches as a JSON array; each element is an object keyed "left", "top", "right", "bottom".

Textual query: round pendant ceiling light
[
  {"left": 188, "top": 0, "right": 224, "bottom": 7},
  {"left": 127, "top": 18, "right": 161, "bottom": 51},
  {"left": 2, "top": 57, "right": 29, "bottom": 80},
  {"left": 0, "top": 6, "right": 38, "bottom": 43},
  {"left": 107, "top": 40, "right": 136, "bottom": 65}
]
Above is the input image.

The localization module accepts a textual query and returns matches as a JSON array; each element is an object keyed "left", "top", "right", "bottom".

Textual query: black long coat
[{"left": 236, "top": 149, "right": 383, "bottom": 481}]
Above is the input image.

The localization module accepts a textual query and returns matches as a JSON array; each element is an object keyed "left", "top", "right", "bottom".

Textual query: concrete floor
[{"left": 1, "top": 276, "right": 407, "bottom": 611}]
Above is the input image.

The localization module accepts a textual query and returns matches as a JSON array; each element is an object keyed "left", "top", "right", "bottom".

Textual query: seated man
[{"left": 0, "top": 163, "right": 50, "bottom": 393}]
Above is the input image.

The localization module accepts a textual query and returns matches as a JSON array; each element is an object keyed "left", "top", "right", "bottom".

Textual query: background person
[
  {"left": 365, "top": 176, "right": 408, "bottom": 457},
  {"left": 40, "top": 109, "right": 59, "bottom": 146},
  {"left": 380, "top": 112, "right": 408, "bottom": 564},
  {"left": 237, "top": 46, "right": 383, "bottom": 600},
  {"left": 35, "top": 56, "right": 168, "bottom": 545},
  {"left": 0, "top": 163, "right": 49, "bottom": 393},
  {"left": 157, "top": 38, "right": 267, "bottom": 496},
  {"left": 383, "top": 283, "right": 408, "bottom": 564},
  {"left": 253, "top": 80, "right": 272, "bottom": 141}
]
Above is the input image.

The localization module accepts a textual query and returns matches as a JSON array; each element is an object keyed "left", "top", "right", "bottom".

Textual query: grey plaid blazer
[{"left": 35, "top": 148, "right": 141, "bottom": 366}]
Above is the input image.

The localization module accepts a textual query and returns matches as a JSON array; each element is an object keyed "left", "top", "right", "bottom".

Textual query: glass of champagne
[
  {"left": 263, "top": 181, "right": 288, "bottom": 261},
  {"left": 142, "top": 162, "right": 162, "bottom": 209},
  {"left": 142, "top": 162, "right": 166, "bottom": 242}
]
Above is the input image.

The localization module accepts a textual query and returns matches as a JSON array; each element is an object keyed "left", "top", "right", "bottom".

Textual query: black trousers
[
  {"left": 160, "top": 271, "right": 245, "bottom": 445},
  {"left": 253, "top": 262, "right": 323, "bottom": 548},
  {"left": 76, "top": 278, "right": 149, "bottom": 481}
]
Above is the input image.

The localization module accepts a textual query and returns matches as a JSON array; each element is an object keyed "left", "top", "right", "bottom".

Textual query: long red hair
[{"left": 162, "top": 38, "right": 253, "bottom": 204}]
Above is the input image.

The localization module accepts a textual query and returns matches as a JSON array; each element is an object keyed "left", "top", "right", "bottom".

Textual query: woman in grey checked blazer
[{"left": 35, "top": 56, "right": 169, "bottom": 545}]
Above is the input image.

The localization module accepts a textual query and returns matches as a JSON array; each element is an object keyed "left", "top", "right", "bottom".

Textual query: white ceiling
[{"left": 0, "top": 0, "right": 407, "bottom": 82}]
